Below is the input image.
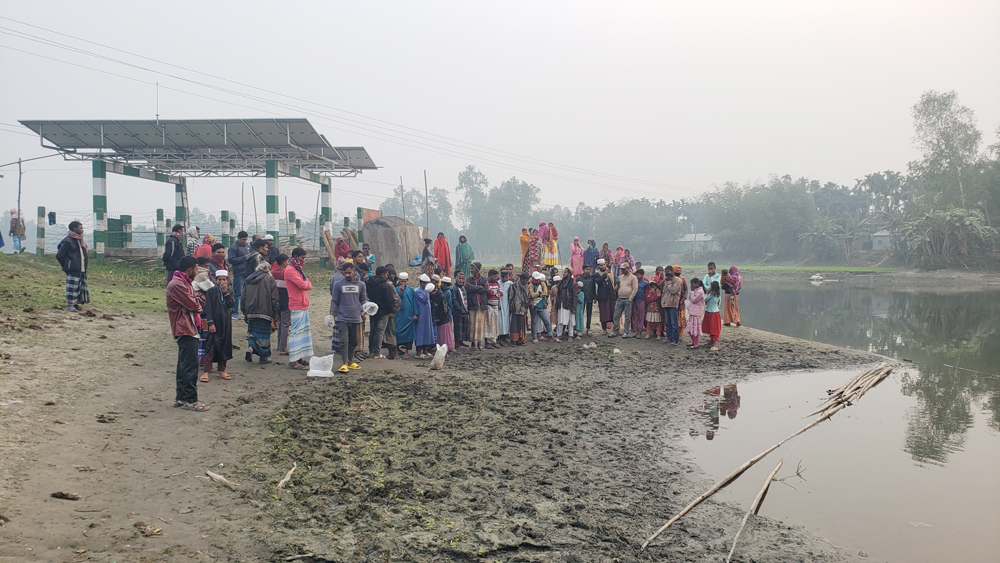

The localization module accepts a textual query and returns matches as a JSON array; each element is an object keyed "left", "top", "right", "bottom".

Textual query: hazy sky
[{"left": 1, "top": 0, "right": 998, "bottom": 232}]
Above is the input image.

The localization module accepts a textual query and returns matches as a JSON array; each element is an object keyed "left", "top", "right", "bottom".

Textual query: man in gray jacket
[
  {"left": 227, "top": 231, "right": 252, "bottom": 319},
  {"left": 330, "top": 262, "right": 369, "bottom": 373}
]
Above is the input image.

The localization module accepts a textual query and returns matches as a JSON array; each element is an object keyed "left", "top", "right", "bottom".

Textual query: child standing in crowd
[
  {"left": 723, "top": 265, "right": 742, "bottom": 326},
  {"left": 485, "top": 269, "right": 503, "bottom": 349},
  {"left": 574, "top": 280, "right": 585, "bottom": 336},
  {"left": 644, "top": 279, "right": 663, "bottom": 339},
  {"left": 271, "top": 254, "right": 290, "bottom": 355},
  {"left": 687, "top": 278, "right": 705, "bottom": 349},
  {"left": 431, "top": 282, "right": 454, "bottom": 352},
  {"left": 703, "top": 280, "right": 723, "bottom": 351}
]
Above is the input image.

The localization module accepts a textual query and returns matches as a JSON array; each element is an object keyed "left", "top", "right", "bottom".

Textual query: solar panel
[{"left": 18, "top": 118, "right": 376, "bottom": 177}]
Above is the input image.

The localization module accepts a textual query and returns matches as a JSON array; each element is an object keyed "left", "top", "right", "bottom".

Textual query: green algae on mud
[{"left": 243, "top": 328, "right": 878, "bottom": 562}]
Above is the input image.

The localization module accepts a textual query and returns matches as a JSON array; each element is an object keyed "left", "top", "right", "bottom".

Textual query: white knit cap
[
  {"left": 215, "top": 270, "right": 229, "bottom": 278},
  {"left": 442, "top": 277, "right": 452, "bottom": 284},
  {"left": 425, "top": 283, "right": 436, "bottom": 292},
  {"left": 398, "top": 272, "right": 409, "bottom": 280},
  {"left": 532, "top": 272, "right": 544, "bottom": 280},
  {"left": 263, "top": 234, "right": 274, "bottom": 240},
  {"left": 553, "top": 275, "right": 562, "bottom": 281},
  {"left": 419, "top": 274, "right": 431, "bottom": 282},
  {"left": 597, "top": 258, "right": 606, "bottom": 264}
]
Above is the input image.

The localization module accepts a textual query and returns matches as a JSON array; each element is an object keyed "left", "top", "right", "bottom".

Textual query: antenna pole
[{"left": 424, "top": 170, "right": 430, "bottom": 236}]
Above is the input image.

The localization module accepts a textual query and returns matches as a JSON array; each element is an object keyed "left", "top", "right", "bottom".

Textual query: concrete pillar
[
  {"left": 92, "top": 161, "right": 108, "bottom": 265},
  {"left": 221, "top": 210, "right": 230, "bottom": 247},
  {"left": 265, "top": 160, "right": 280, "bottom": 241},
  {"left": 174, "top": 183, "right": 187, "bottom": 229},
  {"left": 36, "top": 206, "right": 45, "bottom": 256},
  {"left": 229, "top": 218, "right": 236, "bottom": 242},
  {"left": 156, "top": 209, "right": 165, "bottom": 267},
  {"left": 288, "top": 211, "right": 297, "bottom": 247},
  {"left": 357, "top": 207, "right": 364, "bottom": 243},
  {"left": 121, "top": 214, "right": 133, "bottom": 249}
]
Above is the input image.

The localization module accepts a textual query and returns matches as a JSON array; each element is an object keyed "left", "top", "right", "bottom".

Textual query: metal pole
[
  {"left": 400, "top": 176, "right": 406, "bottom": 224},
  {"left": 313, "top": 188, "right": 320, "bottom": 252},
  {"left": 251, "top": 185, "right": 259, "bottom": 235},
  {"left": 241, "top": 182, "right": 245, "bottom": 231},
  {"left": 424, "top": 170, "right": 430, "bottom": 237},
  {"left": 17, "top": 158, "right": 22, "bottom": 222}
]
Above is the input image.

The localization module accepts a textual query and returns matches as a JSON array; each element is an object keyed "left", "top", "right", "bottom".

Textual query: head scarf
[
  {"left": 334, "top": 237, "right": 350, "bottom": 259},
  {"left": 613, "top": 245, "right": 625, "bottom": 265},
  {"left": 571, "top": 236, "right": 583, "bottom": 252},
  {"left": 291, "top": 256, "right": 306, "bottom": 273},
  {"left": 538, "top": 221, "right": 549, "bottom": 243},
  {"left": 201, "top": 234, "right": 216, "bottom": 246},
  {"left": 210, "top": 252, "right": 227, "bottom": 271},
  {"left": 69, "top": 228, "right": 89, "bottom": 250},
  {"left": 588, "top": 239, "right": 596, "bottom": 248},
  {"left": 727, "top": 266, "right": 742, "bottom": 293}
]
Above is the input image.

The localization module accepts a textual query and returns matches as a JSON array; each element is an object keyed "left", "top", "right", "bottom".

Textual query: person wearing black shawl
[{"left": 201, "top": 270, "right": 235, "bottom": 380}]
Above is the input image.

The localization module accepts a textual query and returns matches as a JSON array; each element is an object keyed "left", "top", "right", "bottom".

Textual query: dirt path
[{"left": 0, "top": 295, "right": 880, "bottom": 562}]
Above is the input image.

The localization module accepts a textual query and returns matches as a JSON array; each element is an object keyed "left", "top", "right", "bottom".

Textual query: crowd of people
[{"left": 44, "top": 219, "right": 745, "bottom": 413}]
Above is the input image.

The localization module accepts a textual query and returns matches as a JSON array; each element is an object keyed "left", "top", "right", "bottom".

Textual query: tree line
[{"left": 378, "top": 90, "right": 999, "bottom": 269}]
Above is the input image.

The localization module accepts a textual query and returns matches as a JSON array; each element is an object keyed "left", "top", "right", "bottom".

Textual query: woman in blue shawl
[
  {"left": 395, "top": 273, "right": 417, "bottom": 359},
  {"left": 455, "top": 235, "right": 475, "bottom": 278},
  {"left": 414, "top": 282, "right": 436, "bottom": 359}
]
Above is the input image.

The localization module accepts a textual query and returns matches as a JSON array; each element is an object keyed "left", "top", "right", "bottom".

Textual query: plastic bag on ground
[
  {"left": 428, "top": 344, "right": 448, "bottom": 370},
  {"left": 307, "top": 354, "right": 335, "bottom": 377}
]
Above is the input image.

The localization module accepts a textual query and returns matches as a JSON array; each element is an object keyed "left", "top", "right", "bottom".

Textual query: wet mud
[{"left": 240, "top": 328, "right": 876, "bottom": 562}]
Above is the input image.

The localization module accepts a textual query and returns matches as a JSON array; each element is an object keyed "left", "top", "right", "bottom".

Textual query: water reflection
[
  {"left": 689, "top": 385, "right": 741, "bottom": 440},
  {"left": 739, "top": 282, "right": 1000, "bottom": 464}
]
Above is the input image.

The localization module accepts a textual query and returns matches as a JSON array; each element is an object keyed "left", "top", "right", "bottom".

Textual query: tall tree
[{"left": 910, "top": 90, "right": 982, "bottom": 208}]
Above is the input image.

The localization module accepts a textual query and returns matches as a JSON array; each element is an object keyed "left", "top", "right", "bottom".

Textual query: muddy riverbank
[{"left": 0, "top": 288, "right": 883, "bottom": 562}]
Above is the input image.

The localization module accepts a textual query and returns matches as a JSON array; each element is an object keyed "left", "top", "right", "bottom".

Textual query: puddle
[{"left": 681, "top": 369, "right": 1000, "bottom": 563}]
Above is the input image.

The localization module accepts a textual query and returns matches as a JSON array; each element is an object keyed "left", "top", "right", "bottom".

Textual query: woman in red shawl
[
  {"left": 334, "top": 237, "right": 351, "bottom": 261},
  {"left": 599, "top": 242, "right": 613, "bottom": 265},
  {"left": 433, "top": 232, "right": 452, "bottom": 274}
]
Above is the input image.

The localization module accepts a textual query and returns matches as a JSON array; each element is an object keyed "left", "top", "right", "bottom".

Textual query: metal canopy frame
[{"left": 18, "top": 118, "right": 377, "bottom": 178}]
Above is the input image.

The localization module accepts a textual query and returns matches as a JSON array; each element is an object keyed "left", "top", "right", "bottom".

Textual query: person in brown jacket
[
  {"left": 660, "top": 269, "right": 684, "bottom": 344},
  {"left": 609, "top": 263, "right": 638, "bottom": 338},
  {"left": 167, "top": 256, "right": 209, "bottom": 412}
]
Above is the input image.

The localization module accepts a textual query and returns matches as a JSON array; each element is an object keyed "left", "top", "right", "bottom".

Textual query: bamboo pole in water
[
  {"left": 725, "top": 459, "right": 784, "bottom": 563},
  {"left": 642, "top": 363, "right": 893, "bottom": 550}
]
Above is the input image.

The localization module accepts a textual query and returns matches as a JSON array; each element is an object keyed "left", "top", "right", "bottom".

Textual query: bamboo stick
[
  {"left": 642, "top": 403, "right": 845, "bottom": 549},
  {"left": 725, "top": 459, "right": 784, "bottom": 563}
]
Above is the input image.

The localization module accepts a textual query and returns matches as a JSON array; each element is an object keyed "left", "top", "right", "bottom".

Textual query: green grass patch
[{"left": 0, "top": 252, "right": 166, "bottom": 321}]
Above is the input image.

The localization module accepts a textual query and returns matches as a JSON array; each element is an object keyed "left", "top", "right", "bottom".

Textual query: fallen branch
[
  {"left": 165, "top": 470, "right": 188, "bottom": 478},
  {"left": 643, "top": 364, "right": 892, "bottom": 549},
  {"left": 285, "top": 554, "right": 314, "bottom": 561},
  {"left": 642, "top": 403, "right": 844, "bottom": 549},
  {"left": 205, "top": 470, "right": 240, "bottom": 491},
  {"left": 725, "top": 459, "right": 784, "bottom": 563},
  {"left": 277, "top": 462, "right": 297, "bottom": 489}
]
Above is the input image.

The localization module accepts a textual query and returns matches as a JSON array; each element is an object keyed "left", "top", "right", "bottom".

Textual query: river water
[{"left": 682, "top": 281, "right": 1000, "bottom": 562}]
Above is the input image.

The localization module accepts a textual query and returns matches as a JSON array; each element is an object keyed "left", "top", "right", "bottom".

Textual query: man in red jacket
[{"left": 167, "top": 256, "right": 209, "bottom": 412}]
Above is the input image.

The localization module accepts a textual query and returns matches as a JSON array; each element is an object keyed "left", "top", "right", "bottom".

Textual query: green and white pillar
[
  {"left": 221, "top": 210, "right": 230, "bottom": 247},
  {"left": 319, "top": 182, "right": 332, "bottom": 267},
  {"left": 92, "top": 161, "right": 108, "bottom": 265},
  {"left": 229, "top": 218, "right": 236, "bottom": 241},
  {"left": 156, "top": 209, "right": 165, "bottom": 267},
  {"left": 288, "top": 211, "right": 297, "bottom": 247},
  {"left": 266, "top": 161, "right": 280, "bottom": 240},
  {"left": 356, "top": 207, "right": 364, "bottom": 243},
  {"left": 174, "top": 182, "right": 187, "bottom": 230},
  {"left": 36, "top": 206, "right": 45, "bottom": 256},
  {"left": 121, "top": 214, "right": 133, "bottom": 249}
]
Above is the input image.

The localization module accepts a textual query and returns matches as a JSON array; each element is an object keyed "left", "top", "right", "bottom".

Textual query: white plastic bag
[
  {"left": 362, "top": 302, "right": 379, "bottom": 316},
  {"left": 307, "top": 354, "right": 335, "bottom": 377},
  {"left": 324, "top": 315, "right": 335, "bottom": 328},
  {"left": 428, "top": 344, "right": 448, "bottom": 370}
]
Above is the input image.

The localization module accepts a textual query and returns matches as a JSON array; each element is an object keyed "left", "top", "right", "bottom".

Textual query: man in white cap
[
  {"left": 596, "top": 258, "right": 616, "bottom": 335},
  {"left": 528, "top": 271, "right": 551, "bottom": 343},
  {"left": 395, "top": 271, "right": 417, "bottom": 358},
  {"left": 263, "top": 234, "right": 278, "bottom": 265}
]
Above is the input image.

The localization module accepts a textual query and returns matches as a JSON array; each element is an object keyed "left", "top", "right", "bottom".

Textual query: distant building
[
  {"left": 872, "top": 230, "right": 891, "bottom": 250},
  {"left": 667, "top": 233, "right": 722, "bottom": 255}
]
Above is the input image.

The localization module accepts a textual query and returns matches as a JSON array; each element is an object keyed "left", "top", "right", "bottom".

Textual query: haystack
[{"left": 361, "top": 216, "right": 423, "bottom": 268}]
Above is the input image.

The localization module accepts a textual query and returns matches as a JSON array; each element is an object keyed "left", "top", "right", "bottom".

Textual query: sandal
[
  {"left": 338, "top": 365, "right": 350, "bottom": 373},
  {"left": 173, "top": 400, "right": 185, "bottom": 408},
  {"left": 181, "top": 402, "right": 210, "bottom": 412},
  {"left": 278, "top": 351, "right": 289, "bottom": 356},
  {"left": 199, "top": 373, "right": 209, "bottom": 383},
  {"left": 288, "top": 362, "right": 309, "bottom": 370},
  {"left": 216, "top": 372, "right": 232, "bottom": 380},
  {"left": 348, "top": 363, "right": 361, "bottom": 370}
]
